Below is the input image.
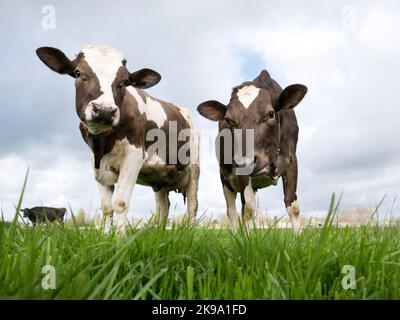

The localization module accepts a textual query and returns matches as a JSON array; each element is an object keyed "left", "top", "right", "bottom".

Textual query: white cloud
[
  {"left": 1, "top": 1, "right": 400, "bottom": 222},
  {"left": 357, "top": 5, "right": 400, "bottom": 55}
]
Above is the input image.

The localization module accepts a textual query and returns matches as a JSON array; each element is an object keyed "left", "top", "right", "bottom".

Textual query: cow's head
[
  {"left": 20, "top": 208, "right": 29, "bottom": 217},
  {"left": 59, "top": 208, "right": 67, "bottom": 217},
  {"left": 197, "top": 70, "right": 307, "bottom": 176},
  {"left": 36, "top": 45, "right": 161, "bottom": 135}
]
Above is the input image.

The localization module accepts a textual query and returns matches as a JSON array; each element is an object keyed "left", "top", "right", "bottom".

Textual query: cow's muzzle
[
  {"left": 91, "top": 103, "right": 118, "bottom": 126},
  {"left": 232, "top": 156, "right": 257, "bottom": 175},
  {"left": 251, "top": 164, "right": 273, "bottom": 177}
]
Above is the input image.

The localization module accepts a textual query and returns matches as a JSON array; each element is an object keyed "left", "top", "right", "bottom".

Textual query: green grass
[
  {"left": 1, "top": 173, "right": 399, "bottom": 299},
  {"left": 1, "top": 211, "right": 400, "bottom": 299}
]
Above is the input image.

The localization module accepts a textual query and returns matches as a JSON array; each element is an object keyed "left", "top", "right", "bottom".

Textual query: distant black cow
[{"left": 21, "top": 207, "right": 67, "bottom": 226}]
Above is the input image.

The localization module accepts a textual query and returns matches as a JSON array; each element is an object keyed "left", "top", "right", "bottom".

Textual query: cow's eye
[
  {"left": 123, "top": 79, "right": 131, "bottom": 87},
  {"left": 74, "top": 69, "right": 81, "bottom": 78},
  {"left": 267, "top": 111, "right": 275, "bottom": 119}
]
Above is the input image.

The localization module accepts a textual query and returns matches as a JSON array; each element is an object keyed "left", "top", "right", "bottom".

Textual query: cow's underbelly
[
  {"left": 251, "top": 175, "right": 278, "bottom": 190},
  {"left": 227, "top": 174, "right": 278, "bottom": 192},
  {"left": 137, "top": 162, "right": 190, "bottom": 191},
  {"left": 94, "top": 149, "right": 190, "bottom": 191}
]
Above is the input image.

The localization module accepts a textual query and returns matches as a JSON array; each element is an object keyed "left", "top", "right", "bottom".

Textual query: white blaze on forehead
[
  {"left": 237, "top": 85, "right": 260, "bottom": 109},
  {"left": 81, "top": 45, "right": 125, "bottom": 105},
  {"left": 128, "top": 87, "right": 167, "bottom": 128}
]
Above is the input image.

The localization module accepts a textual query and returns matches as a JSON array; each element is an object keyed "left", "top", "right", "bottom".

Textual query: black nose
[{"left": 92, "top": 104, "right": 117, "bottom": 124}]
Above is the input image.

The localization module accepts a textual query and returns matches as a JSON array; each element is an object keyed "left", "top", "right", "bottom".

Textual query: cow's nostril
[
  {"left": 92, "top": 104, "right": 99, "bottom": 113},
  {"left": 111, "top": 109, "right": 117, "bottom": 116},
  {"left": 254, "top": 156, "right": 258, "bottom": 164}
]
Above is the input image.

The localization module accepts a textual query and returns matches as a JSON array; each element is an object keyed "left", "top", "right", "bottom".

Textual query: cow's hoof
[
  {"left": 243, "top": 204, "right": 254, "bottom": 221},
  {"left": 113, "top": 200, "right": 126, "bottom": 213},
  {"left": 290, "top": 215, "right": 303, "bottom": 235},
  {"left": 104, "top": 224, "right": 112, "bottom": 235},
  {"left": 116, "top": 228, "right": 126, "bottom": 238},
  {"left": 293, "top": 223, "right": 303, "bottom": 235},
  {"left": 230, "top": 224, "right": 238, "bottom": 234},
  {"left": 287, "top": 200, "right": 300, "bottom": 217}
]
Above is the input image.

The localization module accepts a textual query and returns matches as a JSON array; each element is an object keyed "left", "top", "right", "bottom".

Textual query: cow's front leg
[
  {"left": 154, "top": 190, "right": 169, "bottom": 223},
  {"left": 282, "top": 155, "right": 302, "bottom": 234},
  {"left": 97, "top": 183, "right": 114, "bottom": 234},
  {"left": 185, "top": 164, "right": 200, "bottom": 222},
  {"left": 242, "top": 180, "right": 256, "bottom": 224},
  {"left": 112, "top": 147, "right": 144, "bottom": 234},
  {"left": 223, "top": 184, "right": 238, "bottom": 232}
]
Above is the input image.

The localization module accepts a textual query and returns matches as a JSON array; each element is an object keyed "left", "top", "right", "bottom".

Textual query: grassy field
[{"left": 1, "top": 201, "right": 400, "bottom": 300}]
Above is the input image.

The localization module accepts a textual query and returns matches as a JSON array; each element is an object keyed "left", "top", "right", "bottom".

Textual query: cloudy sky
[{"left": 1, "top": 0, "right": 400, "bottom": 221}]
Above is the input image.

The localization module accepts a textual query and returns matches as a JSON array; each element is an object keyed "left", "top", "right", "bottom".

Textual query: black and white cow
[
  {"left": 21, "top": 207, "right": 66, "bottom": 226},
  {"left": 197, "top": 70, "right": 307, "bottom": 233},
  {"left": 36, "top": 45, "right": 199, "bottom": 234}
]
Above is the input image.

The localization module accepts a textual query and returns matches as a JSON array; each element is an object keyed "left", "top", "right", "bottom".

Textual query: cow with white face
[
  {"left": 36, "top": 45, "right": 199, "bottom": 234},
  {"left": 197, "top": 70, "right": 307, "bottom": 233}
]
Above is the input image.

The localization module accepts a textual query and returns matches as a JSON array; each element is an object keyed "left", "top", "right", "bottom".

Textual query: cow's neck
[
  {"left": 89, "top": 134, "right": 107, "bottom": 169},
  {"left": 88, "top": 128, "right": 115, "bottom": 169},
  {"left": 277, "top": 111, "right": 282, "bottom": 154},
  {"left": 80, "top": 121, "right": 114, "bottom": 169}
]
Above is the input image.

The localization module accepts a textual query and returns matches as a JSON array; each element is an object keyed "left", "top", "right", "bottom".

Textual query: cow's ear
[
  {"left": 276, "top": 84, "right": 307, "bottom": 111},
  {"left": 129, "top": 68, "right": 161, "bottom": 89},
  {"left": 197, "top": 100, "right": 227, "bottom": 121},
  {"left": 36, "top": 47, "right": 76, "bottom": 77}
]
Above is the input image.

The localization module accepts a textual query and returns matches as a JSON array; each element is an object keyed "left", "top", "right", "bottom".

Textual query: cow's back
[
  {"left": 138, "top": 92, "right": 197, "bottom": 192},
  {"left": 29, "top": 207, "right": 66, "bottom": 223}
]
